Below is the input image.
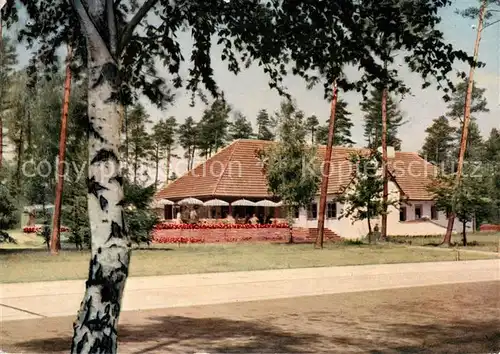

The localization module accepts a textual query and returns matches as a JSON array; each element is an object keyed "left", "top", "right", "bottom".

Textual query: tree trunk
[
  {"left": 51, "top": 44, "right": 73, "bottom": 255},
  {"left": 367, "top": 218, "right": 373, "bottom": 244},
  {"left": 462, "top": 220, "right": 467, "bottom": 246},
  {"left": 15, "top": 127, "right": 23, "bottom": 189},
  {"left": 381, "top": 86, "right": 388, "bottom": 241},
  {"left": 316, "top": 81, "right": 338, "bottom": 249},
  {"left": 154, "top": 144, "right": 159, "bottom": 189},
  {"left": 443, "top": 0, "right": 486, "bottom": 246},
  {"left": 166, "top": 146, "right": 171, "bottom": 183},
  {"left": 133, "top": 157, "right": 138, "bottom": 184},
  {"left": 0, "top": 16, "right": 3, "bottom": 169},
  {"left": 70, "top": 1, "right": 130, "bottom": 353},
  {"left": 191, "top": 146, "right": 196, "bottom": 169}
]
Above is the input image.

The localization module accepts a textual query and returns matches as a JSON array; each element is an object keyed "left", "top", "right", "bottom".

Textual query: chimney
[{"left": 377, "top": 146, "right": 395, "bottom": 158}]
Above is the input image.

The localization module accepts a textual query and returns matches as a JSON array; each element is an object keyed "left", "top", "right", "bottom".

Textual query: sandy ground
[{"left": 1, "top": 281, "right": 499, "bottom": 354}]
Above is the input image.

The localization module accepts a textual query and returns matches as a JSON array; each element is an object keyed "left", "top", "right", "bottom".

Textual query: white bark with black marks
[{"left": 70, "top": 1, "right": 130, "bottom": 353}]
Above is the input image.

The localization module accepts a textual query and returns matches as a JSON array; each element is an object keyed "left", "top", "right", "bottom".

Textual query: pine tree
[
  {"left": 361, "top": 89, "right": 405, "bottom": 150},
  {"left": 447, "top": 80, "right": 489, "bottom": 122},
  {"left": 483, "top": 128, "right": 500, "bottom": 162},
  {"left": 453, "top": 119, "right": 483, "bottom": 163},
  {"left": 420, "top": 116, "right": 456, "bottom": 168},
  {"left": 229, "top": 111, "right": 253, "bottom": 140},
  {"left": 151, "top": 117, "right": 178, "bottom": 189},
  {"left": 306, "top": 115, "right": 319, "bottom": 144},
  {"left": 256, "top": 109, "right": 275, "bottom": 141},
  {"left": 315, "top": 99, "right": 355, "bottom": 146},
  {"left": 178, "top": 116, "right": 198, "bottom": 170},
  {"left": 197, "top": 98, "right": 231, "bottom": 158},
  {"left": 126, "top": 104, "right": 153, "bottom": 184},
  {"left": 0, "top": 35, "right": 18, "bottom": 170}
]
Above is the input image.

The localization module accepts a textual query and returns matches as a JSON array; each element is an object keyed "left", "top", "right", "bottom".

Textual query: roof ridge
[{"left": 212, "top": 140, "right": 239, "bottom": 195}]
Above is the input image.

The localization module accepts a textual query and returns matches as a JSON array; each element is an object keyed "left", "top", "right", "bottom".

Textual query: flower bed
[
  {"left": 23, "top": 225, "right": 70, "bottom": 234},
  {"left": 154, "top": 222, "right": 289, "bottom": 230}
]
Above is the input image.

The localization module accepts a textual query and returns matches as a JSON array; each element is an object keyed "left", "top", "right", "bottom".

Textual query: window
[
  {"left": 294, "top": 206, "right": 300, "bottom": 219},
  {"left": 307, "top": 203, "right": 318, "bottom": 219},
  {"left": 431, "top": 205, "right": 438, "bottom": 220},
  {"left": 415, "top": 205, "right": 422, "bottom": 219},
  {"left": 327, "top": 202, "right": 337, "bottom": 219},
  {"left": 399, "top": 207, "right": 407, "bottom": 221}
]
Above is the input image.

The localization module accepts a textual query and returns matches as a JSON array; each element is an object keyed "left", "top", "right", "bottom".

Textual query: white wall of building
[{"left": 293, "top": 181, "right": 472, "bottom": 239}]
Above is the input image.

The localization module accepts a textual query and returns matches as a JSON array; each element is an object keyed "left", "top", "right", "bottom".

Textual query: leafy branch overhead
[{"left": 3, "top": 0, "right": 474, "bottom": 106}]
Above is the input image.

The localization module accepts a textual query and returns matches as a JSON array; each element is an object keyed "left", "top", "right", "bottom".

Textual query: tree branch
[
  {"left": 119, "top": 0, "right": 160, "bottom": 54},
  {"left": 72, "top": 0, "right": 113, "bottom": 65},
  {"left": 107, "top": 0, "right": 118, "bottom": 56}
]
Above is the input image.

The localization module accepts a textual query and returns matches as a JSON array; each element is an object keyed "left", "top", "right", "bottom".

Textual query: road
[{"left": 1, "top": 259, "right": 498, "bottom": 322}]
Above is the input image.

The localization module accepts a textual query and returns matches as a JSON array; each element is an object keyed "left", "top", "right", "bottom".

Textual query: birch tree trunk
[{"left": 70, "top": 1, "right": 130, "bottom": 353}]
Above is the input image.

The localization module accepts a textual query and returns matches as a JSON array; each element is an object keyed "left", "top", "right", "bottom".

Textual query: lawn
[
  {"left": 1, "top": 241, "right": 496, "bottom": 283},
  {"left": 387, "top": 232, "right": 500, "bottom": 252},
  {"left": 2, "top": 281, "right": 499, "bottom": 353}
]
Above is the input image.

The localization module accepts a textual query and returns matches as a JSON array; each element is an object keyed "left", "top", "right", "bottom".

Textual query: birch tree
[{"left": 7, "top": 0, "right": 477, "bottom": 352}]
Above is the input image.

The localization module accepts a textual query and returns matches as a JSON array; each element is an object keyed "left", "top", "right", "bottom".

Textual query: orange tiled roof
[{"left": 155, "top": 139, "right": 438, "bottom": 201}]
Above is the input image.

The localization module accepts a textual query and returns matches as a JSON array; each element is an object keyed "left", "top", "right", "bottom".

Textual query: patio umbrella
[
  {"left": 149, "top": 199, "right": 175, "bottom": 208},
  {"left": 255, "top": 199, "right": 279, "bottom": 207},
  {"left": 231, "top": 199, "right": 257, "bottom": 206},
  {"left": 204, "top": 199, "right": 229, "bottom": 207},
  {"left": 178, "top": 197, "right": 204, "bottom": 206},
  {"left": 274, "top": 201, "right": 283, "bottom": 207}
]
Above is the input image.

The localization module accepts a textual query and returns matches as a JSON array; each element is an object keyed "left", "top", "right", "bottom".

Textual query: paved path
[{"left": 1, "top": 259, "right": 498, "bottom": 322}]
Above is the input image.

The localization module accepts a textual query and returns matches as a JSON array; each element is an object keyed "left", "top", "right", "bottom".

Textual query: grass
[
  {"left": 1, "top": 241, "right": 496, "bottom": 283},
  {"left": 387, "top": 232, "right": 500, "bottom": 252}
]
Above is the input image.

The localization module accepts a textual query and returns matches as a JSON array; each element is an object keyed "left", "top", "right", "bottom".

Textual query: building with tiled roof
[{"left": 155, "top": 139, "right": 469, "bottom": 238}]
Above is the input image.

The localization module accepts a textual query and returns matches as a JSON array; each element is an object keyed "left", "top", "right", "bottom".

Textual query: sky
[{"left": 6, "top": 0, "right": 500, "bottom": 183}]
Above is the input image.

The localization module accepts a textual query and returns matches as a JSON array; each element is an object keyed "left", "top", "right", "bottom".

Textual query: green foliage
[
  {"left": 122, "top": 180, "right": 159, "bottom": 246},
  {"left": 338, "top": 150, "right": 398, "bottom": 241},
  {"left": 453, "top": 120, "right": 484, "bottom": 163},
  {"left": 197, "top": 99, "right": 231, "bottom": 157},
  {"left": 306, "top": 115, "right": 319, "bottom": 144},
  {"left": 257, "top": 100, "right": 320, "bottom": 225},
  {"left": 178, "top": 116, "right": 198, "bottom": 170},
  {"left": 420, "top": 116, "right": 457, "bottom": 168},
  {"left": 315, "top": 99, "right": 355, "bottom": 146},
  {"left": 256, "top": 109, "right": 275, "bottom": 141},
  {"left": 229, "top": 112, "right": 254, "bottom": 140},
  {"left": 126, "top": 103, "right": 154, "bottom": 184},
  {"left": 427, "top": 165, "right": 491, "bottom": 235},
  {"left": 11, "top": 0, "right": 473, "bottom": 106},
  {"left": 151, "top": 116, "right": 178, "bottom": 188},
  {"left": 361, "top": 89, "right": 405, "bottom": 150},
  {"left": 446, "top": 80, "right": 489, "bottom": 122},
  {"left": 0, "top": 183, "right": 18, "bottom": 231}
]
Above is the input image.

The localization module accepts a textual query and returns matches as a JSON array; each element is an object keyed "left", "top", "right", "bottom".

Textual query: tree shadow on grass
[
  {"left": 9, "top": 315, "right": 499, "bottom": 354},
  {"left": 11, "top": 315, "right": 319, "bottom": 353}
]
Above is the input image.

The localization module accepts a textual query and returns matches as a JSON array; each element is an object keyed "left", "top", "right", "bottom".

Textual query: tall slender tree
[
  {"left": 306, "top": 115, "right": 319, "bottom": 144},
  {"left": 127, "top": 104, "right": 153, "bottom": 184},
  {"left": 229, "top": 111, "right": 253, "bottom": 140},
  {"left": 256, "top": 109, "right": 275, "bottom": 141},
  {"left": 443, "top": 0, "right": 491, "bottom": 245},
  {"left": 361, "top": 89, "right": 405, "bottom": 151},
  {"left": 0, "top": 35, "right": 17, "bottom": 170},
  {"left": 178, "top": 116, "right": 198, "bottom": 171},
  {"left": 50, "top": 44, "right": 74, "bottom": 254},
  {"left": 315, "top": 99, "right": 355, "bottom": 146},
  {"left": 197, "top": 98, "right": 231, "bottom": 158},
  {"left": 420, "top": 116, "right": 457, "bottom": 169},
  {"left": 151, "top": 116, "right": 177, "bottom": 189}
]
